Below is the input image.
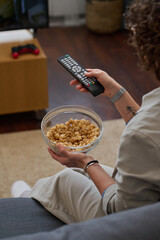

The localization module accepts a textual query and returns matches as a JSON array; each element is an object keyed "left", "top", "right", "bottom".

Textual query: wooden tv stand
[{"left": 0, "top": 38, "right": 48, "bottom": 115}]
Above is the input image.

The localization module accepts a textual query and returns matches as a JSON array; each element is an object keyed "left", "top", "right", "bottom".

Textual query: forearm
[
  {"left": 84, "top": 163, "right": 115, "bottom": 195},
  {"left": 106, "top": 83, "right": 140, "bottom": 123},
  {"left": 114, "top": 90, "right": 140, "bottom": 123}
]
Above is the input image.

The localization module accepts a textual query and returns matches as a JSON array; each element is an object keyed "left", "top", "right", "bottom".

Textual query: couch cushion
[{"left": 0, "top": 198, "right": 64, "bottom": 239}]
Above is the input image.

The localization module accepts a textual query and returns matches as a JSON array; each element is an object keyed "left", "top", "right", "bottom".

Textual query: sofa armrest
[{"left": 1, "top": 201, "right": 160, "bottom": 240}]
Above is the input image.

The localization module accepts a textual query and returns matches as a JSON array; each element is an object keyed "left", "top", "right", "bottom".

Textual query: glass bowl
[{"left": 41, "top": 105, "right": 103, "bottom": 154}]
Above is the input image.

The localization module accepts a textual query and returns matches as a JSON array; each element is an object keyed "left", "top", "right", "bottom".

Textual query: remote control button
[
  {"left": 72, "top": 66, "right": 82, "bottom": 72},
  {"left": 77, "top": 74, "right": 82, "bottom": 79},
  {"left": 66, "top": 65, "right": 71, "bottom": 69},
  {"left": 72, "top": 66, "right": 77, "bottom": 72}
]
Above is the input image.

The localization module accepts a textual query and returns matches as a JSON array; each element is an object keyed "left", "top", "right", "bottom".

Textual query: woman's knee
[
  {"left": 54, "top": 168, "right": 77, "bottom": 189},
  {"left": 57, "top": 168, "right": 73, "bottom": 179}
]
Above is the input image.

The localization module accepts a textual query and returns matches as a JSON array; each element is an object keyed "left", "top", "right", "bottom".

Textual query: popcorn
[{"left": 46, "top": 118, "right": 100, "bottom": 151}]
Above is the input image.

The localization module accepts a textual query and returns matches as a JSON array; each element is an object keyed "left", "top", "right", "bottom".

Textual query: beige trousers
[{"left": 30, "top": 165, "right": 114, "bottom": 223}]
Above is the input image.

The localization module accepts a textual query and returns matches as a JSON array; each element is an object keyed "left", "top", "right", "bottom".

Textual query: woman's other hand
[{"left": 47, "top": 144, "right": 93, "bottom": 169}]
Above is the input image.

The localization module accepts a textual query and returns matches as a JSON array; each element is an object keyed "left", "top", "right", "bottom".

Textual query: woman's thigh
[{"left": 30, "top": 166, "right": 113, "bottom": 223}]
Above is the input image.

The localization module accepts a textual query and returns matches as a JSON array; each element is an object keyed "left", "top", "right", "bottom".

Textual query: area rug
[{"left": 0, "top": 119, "right": 125, "bottom": 198}]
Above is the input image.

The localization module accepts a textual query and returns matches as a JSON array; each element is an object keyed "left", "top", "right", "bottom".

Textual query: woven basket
[{"left": 86, "top": 0, "right": 124, "bottom": 34}]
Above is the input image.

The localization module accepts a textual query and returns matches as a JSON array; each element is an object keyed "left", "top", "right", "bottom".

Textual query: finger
[
  {"left": 47, "top": 145, "right": 69, "bottom": 162},
  {"left": 76, "top": 84, "right": 82, "bottom": 89},
  {"left": 80, "top": 88, "right": 88, "bottom": 93},
  {"left": 85, "top": 68, "right": 93, "bottom": 72},
  {"left": 76, "top": 85, "right": 88, "bottom": 92},
  {"left": 70, "top": 79, "right": 79, "bottom": 86},
  {"left": 85, "top": 71, "right": 94, "bottom": 77},
  {"left": 47, "top": 147, "right": 60, "bottom": 158}
]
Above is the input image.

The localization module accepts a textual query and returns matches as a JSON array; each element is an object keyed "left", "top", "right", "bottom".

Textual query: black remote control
[{"left": 57, "top": 54, "right": 104, "bottom": 97}]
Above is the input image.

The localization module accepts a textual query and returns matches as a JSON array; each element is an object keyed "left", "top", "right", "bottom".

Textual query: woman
[{"left": 12, "top": 0, "right": 160, "bottom": 223}]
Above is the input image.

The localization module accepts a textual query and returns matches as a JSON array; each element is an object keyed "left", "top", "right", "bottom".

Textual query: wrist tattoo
[{"left": 126, "top": 106, "right": 136, "bottom": 116}]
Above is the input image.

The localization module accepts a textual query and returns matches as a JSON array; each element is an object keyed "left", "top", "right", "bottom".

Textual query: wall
[
  {"left": 48, "top": 0, "right": 85, "bottom": 17},
  {"left": 48, "top": 0, "right": 132, "bottom": 27}
]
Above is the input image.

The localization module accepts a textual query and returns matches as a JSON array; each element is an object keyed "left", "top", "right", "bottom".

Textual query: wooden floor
[{"left": 0, "top": 26, "right": 158, "bottom": 133}]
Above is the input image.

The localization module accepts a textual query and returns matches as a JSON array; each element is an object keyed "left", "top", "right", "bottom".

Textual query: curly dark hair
[{"left": 125, "top": 0, "right": 160, "bottom": 81}]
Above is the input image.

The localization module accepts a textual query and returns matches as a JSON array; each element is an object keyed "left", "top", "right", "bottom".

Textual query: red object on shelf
[{"left": 11, "top": 44, "right": 40, "bottom": 59}]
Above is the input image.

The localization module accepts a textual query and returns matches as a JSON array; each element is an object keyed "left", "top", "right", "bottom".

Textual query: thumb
[
  {"left": 85, "top": 71, "right": 94, "bottom": 77},
  {"left": 85, "top": 69, "right": 99, "bottom": 78},
  {"left": 56, "top": 143, "right": 69, "bottom": 156}
]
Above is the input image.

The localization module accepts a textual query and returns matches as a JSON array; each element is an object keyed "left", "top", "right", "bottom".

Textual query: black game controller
[{"left": 12, "top": 44, "right": 40, "bottom": 58}]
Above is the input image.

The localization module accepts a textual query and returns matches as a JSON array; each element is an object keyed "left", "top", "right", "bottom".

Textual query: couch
[{"left": 0, "top": 198, "right": 159, "bottom": 240}]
